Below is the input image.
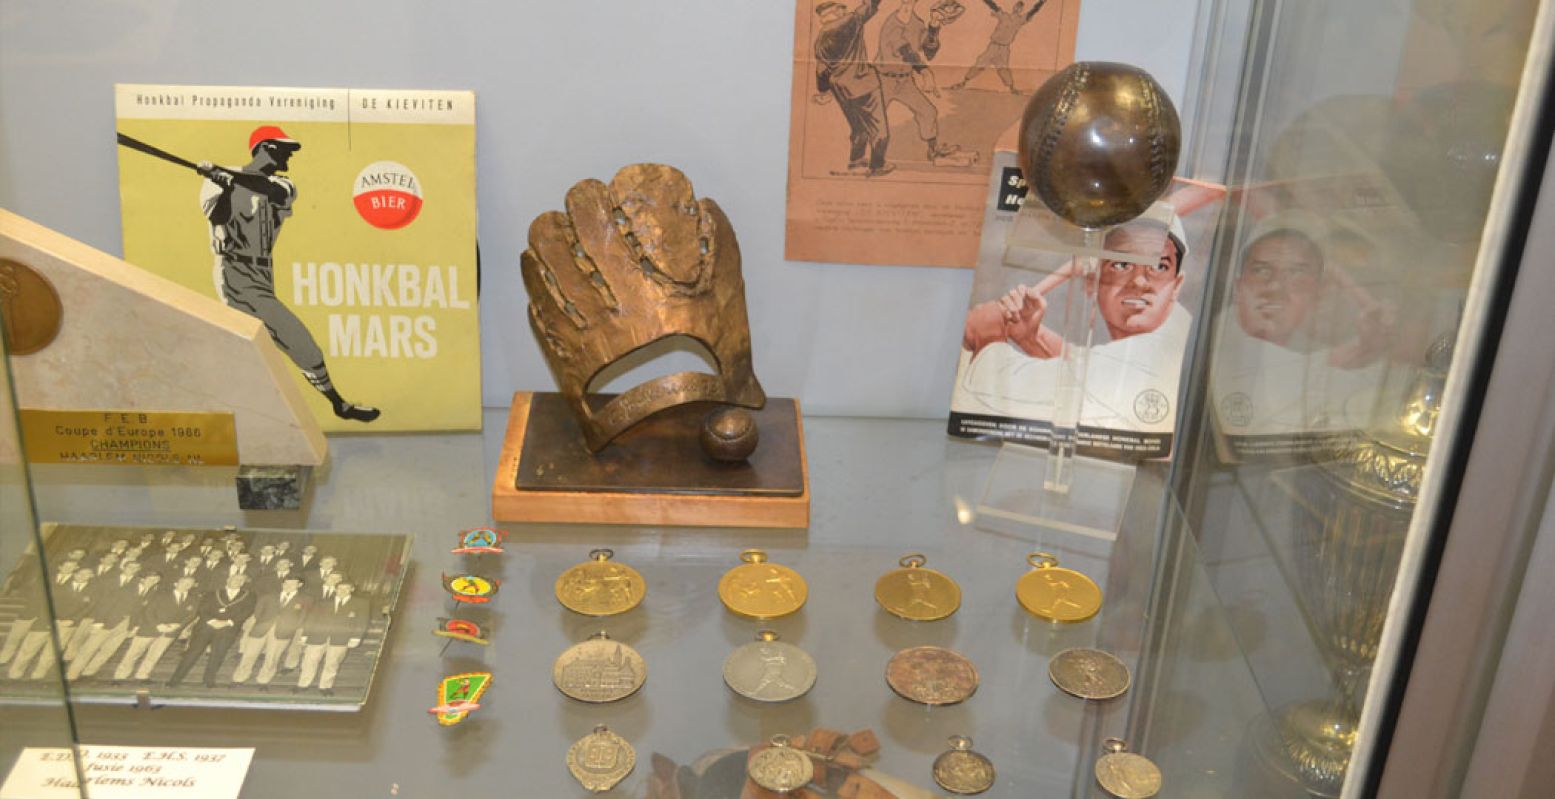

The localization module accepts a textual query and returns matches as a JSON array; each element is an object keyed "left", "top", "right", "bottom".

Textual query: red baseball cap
[{"left": 248, "top": 125, "right": 301, "bottom": 154}]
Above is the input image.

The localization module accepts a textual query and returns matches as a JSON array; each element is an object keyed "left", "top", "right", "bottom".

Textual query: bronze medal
[
  {"left": 1048, "top": 647, "right": 1131, "bottom": 700},
  {"left": 1016, "top": 552, "right": 1103, "bottom": 623},
  {"left": 722, "top": 630, "right": 816, "bottom": 702},
  {"left": 555, "top": 548, "right": 646, "bottom": 616},
  {"left": 552, "top": 631, "right": 646, "bottom": 703},
  {"left": 746, "top": 735, "right": 815, "bottom": 793},
  {"left": 874, "top": 553, "right": 961, "bottom": 621},
  {"left": 718, "top": 549, "right": 807, "bottom": 620},
  {"left": 0, "top": 258, "right": 63, "bottom": 356},
  {"left": 932, "top": 735, "right": 996, "bottom": 795},
  {"left": 885, "top": 645, "right": 979, "bottom": 706},
  {"left": 567, "top": 725, "right": 635, "bottom": 792},
  {"left": 1094, "top": 738, "right": 1162, "bottom": 799}
]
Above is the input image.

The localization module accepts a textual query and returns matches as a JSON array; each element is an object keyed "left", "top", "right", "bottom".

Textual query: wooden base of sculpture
[{"left": 492, "top": 392, "right": 809, "bottom": 528}]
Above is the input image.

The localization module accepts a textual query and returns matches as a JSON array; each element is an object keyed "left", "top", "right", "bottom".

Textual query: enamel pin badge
[
  {"left": 451, "top": 527, "right": 507, "bottom": 555},
  {"left": 442, "top": 573, "right": 501, "bottom": 605},
  {"left": 428, "top": 672, "right": 492, "bottom": 726},
  {"left": 433, "top": 617, "right": 489, "bottom": 646}
]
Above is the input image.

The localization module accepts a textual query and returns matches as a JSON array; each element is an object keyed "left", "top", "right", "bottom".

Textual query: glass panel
[
  {"left": 1160, "top": 0, "right": 1544, "bottom": 795},
  {"left": 0, "top": 323, "right": 83, "bottom": 796}
]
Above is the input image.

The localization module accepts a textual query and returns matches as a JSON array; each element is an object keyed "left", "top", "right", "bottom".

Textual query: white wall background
[{"left": 0, "top": 0, "right": 1199, "bottom": 418}]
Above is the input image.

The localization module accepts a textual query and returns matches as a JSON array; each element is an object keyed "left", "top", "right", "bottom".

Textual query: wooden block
[
  {"left": 807, "top": 727, "right": 845, "bottom": 755},
  {"left": 847, "top": 729, "right": 881, "bottom": 756},
  {"left": 833, "top": 751, "right": 866, "bottom": 770},
  {"left": 0, "top": 209, "right": 324, "bottom": 467},
  {"left": 492, "top": 392, "right": 810, "bottom": 528}
]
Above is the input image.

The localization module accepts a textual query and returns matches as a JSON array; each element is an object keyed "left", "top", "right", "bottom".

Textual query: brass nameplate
[{"left": 19, "top": 409, "right": 239, "bottom": 466}]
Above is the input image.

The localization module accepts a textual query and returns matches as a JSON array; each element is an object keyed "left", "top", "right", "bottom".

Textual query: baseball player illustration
[
  {"left": 813, "top": 0, "right": 893, "bottom": 176},
  {"left": 116, "top": 128, "right": 381, "bottom": 422},
  {"left": 875, "top": 0, "right": 965, "bottom": 164},
  {"left": 950, "top": 0, "right": 1047, "bottom": 93}
]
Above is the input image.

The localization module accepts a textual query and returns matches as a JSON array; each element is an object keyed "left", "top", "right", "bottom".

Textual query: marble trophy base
[
  {"left": 235, "top": 465, "right": 311, "bottom": 510},
  {"left": 492, "top": 392, "right": 810, "bottom": 528}
]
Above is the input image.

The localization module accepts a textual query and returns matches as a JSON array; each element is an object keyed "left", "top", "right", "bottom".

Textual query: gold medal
[
  {"left": 555, "top": 548, "right": 646, "bottom": 616},
  {"left": 1048, "top": 647, "right": 1131, "bottom": 700},
  {"left": 932, "top": 735, "right": 996, "bottom": 795},
  {"left": 567, "top": 725, "right": 636, "bottom": 792},
  {"left": 1094, "top": 738, "right": 1162, "bottom": 799},
  {"left": 552, "top": 631, "right": 647, "bottom": 703},
  {"left": 1016, "top": 552, "right": 1102, "bottom": 623},
  {"left": 885, "top": 645, "right": 979, "bottom": 706},
  {"left": 717, "top": 549, "right": 807, "bottom": 620},
  {"left": 746, "top": 735, "right": 815, "bottom": 793},
  {"left": 874, "top": 553, "right": 961, "bottom": 621},
  {"left": 722, "top": 630, "right": 817, "bottom": 702},
  {"left": 0, "top": 259, "right": 63, "bottom": 356}
]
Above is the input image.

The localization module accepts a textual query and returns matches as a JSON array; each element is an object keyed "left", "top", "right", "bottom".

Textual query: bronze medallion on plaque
[
  {"left": 0, "top": 258, "right": 63, "bottom": 356},
  {"left": 1016, "top": 552, "right": 1103, "bottom": 623},
  {"left": 722, "top": 630, "right": 816, "bottom": 702},
  {"left": 555, "top": 549, "right": 646, "bottom": 616},
  {"left": 718, "top": 549, "right": 807, "bottom": 620},
  {"left": 746, "top": 735, "right": 815, "bottom": 794},
  {"left": 567, "top": 725, "right": 635, "bottom": 793},
  {"left": 874, "top": 553, "right": 961, "bottom": 621},
  {"left": 932, "top": 735, "right": 996, "bottom": 795},
  {"left": 552, "top": 631, "right": 646, "bottom": 703},
  {"left": 1048, "top": 647, "right": 1131, "bottom": 700},
  {"left": 1094, "top": 738, "right": 1162, "bottom": 799},
  {"left": 885, "top": 645, "right": 979, "bottom": 706}
]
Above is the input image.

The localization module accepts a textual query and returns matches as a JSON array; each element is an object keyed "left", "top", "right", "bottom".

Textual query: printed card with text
[{"left": 116, "top": 84, "right": 480, "bottom": 432}]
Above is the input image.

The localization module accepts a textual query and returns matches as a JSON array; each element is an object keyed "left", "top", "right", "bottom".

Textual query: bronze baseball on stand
[{"left": 1018, "top": 62, "right": 1181, "bottom": 228}]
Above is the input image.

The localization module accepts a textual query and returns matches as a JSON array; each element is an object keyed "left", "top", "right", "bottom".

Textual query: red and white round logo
[{"left": 353, "top": 161, "right": 423, "bottom": 230}]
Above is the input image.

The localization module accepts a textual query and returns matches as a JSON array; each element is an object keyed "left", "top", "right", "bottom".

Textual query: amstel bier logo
[{"left": 353, "top": 160, "right": 423, "bottom": 229}]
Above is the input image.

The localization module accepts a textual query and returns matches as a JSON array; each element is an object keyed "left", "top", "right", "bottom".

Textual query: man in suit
[
  {"left": 305, "top": 555, "right": 340, "bottom": 590},
  {"left": 295, "top": 544, "right": 320, "bottom": 576},
  {"left": 0, "top": 558, "right": 73, "bottom": 666},
  {"left": 234, "top": 575, "right": 310, "bottom": 686},
  {"left": 9, "top": 567, "right": 94, "bottom": 680},
  {"left": 254, "top": 557, "right": 294, "bottom": 597},
  {"left": 253, "top": 544, "right": 277, "bottom": 572},
  {"left": 197, "top": 548, "right": 227, "bottom": 594},
  {"left": 68, "top": 560, "right": 146, "bottom": 679},
  {"left": 147, "top": 539, "right": 189, "bottom": 578},
  {"left": 168, "top": 573, "right": 256, "bottom": 688},
  {"left": 114, "top": 574, "right": 198, "bottom": 682},
  {"left": 225, "top": 552, "right": 254, "bottom": 584},
  {"left": 296, "top": 581, "right": 369, "bottom": 695}
]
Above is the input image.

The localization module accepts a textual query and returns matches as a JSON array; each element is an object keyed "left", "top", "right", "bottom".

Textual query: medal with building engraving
[
  {"left": 874, "top": 553, "right": 961, "bottom": 621},
  {"left": 747, "top": 735, "right": 815, "bottom": 793},
  {"left": 552, "top": 631, "right": 647, "bottom": 703},
  {"left": 932, "top": 735, "right": 996, "bottom": 795},
  {"left": 723, "top": 630, "right": 816, "bottom": 702},
  {"left": 1016, "top": 552, "right": 1103, "bottom": 623},
  {"left": 1094, "top": 738, "right": 1162, "bottom": 799},
  {"left": 885, "top": 645, "right": 979, "bottom": 706},
  {"left": 718, "top": 549, "right": 808, "bottom": 620},
  {"left": 567, "top": 725, "right": 636, "bottom": 793},
  {"left": 555, "top": 549, "right": 646, "bottom": 616},
  {"left": 0, "top": 259, "right": 63, "bottom": 356},
  {"left": 1049, "top": 647, "right": 1131, "bottom": 700}
]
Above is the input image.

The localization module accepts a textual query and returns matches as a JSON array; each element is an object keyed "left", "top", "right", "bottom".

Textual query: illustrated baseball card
[
  {"left": 115, "top": 84, "right": 480, "bottom": 432},
  {"left": 786, "top": 0, "right": 1080, "bottom": 267},
  {"left": 948, "top": 150, "right": 1226, "bottom": 461}
]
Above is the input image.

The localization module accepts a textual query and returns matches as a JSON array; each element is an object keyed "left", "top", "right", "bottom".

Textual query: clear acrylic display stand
[{"left": 975, "top": 207, "right": 1145, "bottom": 541}]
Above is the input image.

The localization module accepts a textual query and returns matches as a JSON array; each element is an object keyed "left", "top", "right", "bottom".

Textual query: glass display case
[{"left": 1, "top": 1, "right": 1552, "bottom": 798}]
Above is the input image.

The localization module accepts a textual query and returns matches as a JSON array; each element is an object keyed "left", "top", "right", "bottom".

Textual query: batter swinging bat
[{"left": 116, "top": 132, "right": 201, "bottom": 172}]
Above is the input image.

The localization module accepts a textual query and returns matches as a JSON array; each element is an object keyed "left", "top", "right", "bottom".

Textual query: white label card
[{"left": 1, "top": 746, "right": 254, "bottom": 799}]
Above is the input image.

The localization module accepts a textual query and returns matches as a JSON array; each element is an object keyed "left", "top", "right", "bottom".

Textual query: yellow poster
[{"left": 115, "top": 84, "right": 480, "bottom": 432}]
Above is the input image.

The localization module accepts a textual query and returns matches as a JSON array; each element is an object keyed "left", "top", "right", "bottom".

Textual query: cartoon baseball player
[
  {"left": 196, "top": 126, "right": 380, "bottom": 422},
  {"left": 813, "top": 0, "right": 893, "bottom": 176},
  {"left": 950, "top": 0, "right": 1047, "bottom": 93},
  {"left": 876, "top": 0, "right": 963, "bottom": 163}
]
